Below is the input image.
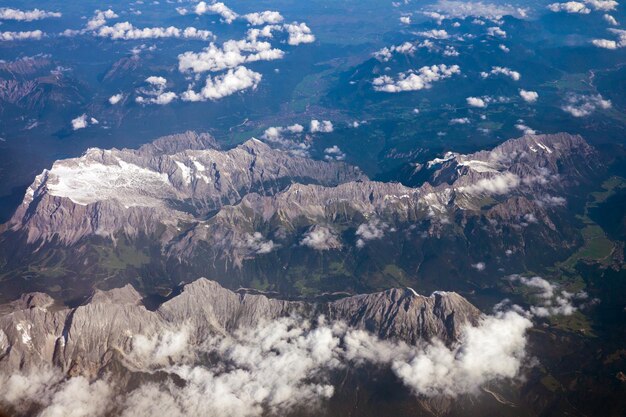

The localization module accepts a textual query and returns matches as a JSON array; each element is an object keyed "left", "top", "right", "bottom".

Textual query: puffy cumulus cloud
[
  {"left": 416, "top": 29, "right": 450, "bottom": 39},
  {"left": 178, "top": 39, "right": 283, "bottom": 74},
  {"left": 146, "top": 76, "right": 167, "bottom": 87},
  {"left": 0, "top": 7, "right": 61, "bottom": 21},
  {"left": 0, "top": 30, "right": 44, "bottom": 41},
  {"left": 262, "top": 124, "right": 305, "bottom": 141},
  {"left": 137, "top": 91, "right": 177, "bottom": 105},
  {"left": 519, "top": 89, "right": 539, "bottom": 103},
  {"left": 260, "top": 124, "right": 309, "bottom": 156},
  {"left": 547, "top": 1, "right": 591, "bottom": 13},
  {"left": 480, "top": 66, "right": 521, "bottom": 81},
  {"left": 182, "top": 66, "right": 262, "bottom": 102},
  {"left": 324, "top": 145, "right": 346, "bottom": 161},
  {"left": 400, "top": 16, "right": 412, "bottom": 24},
  {"left": 373, "top": 64, "right": 461, "bottom": 93},
  {"left": 585, "top": 0, "right": 619, "bottom": 11},
  {"left": 243, "top": 11, "right": 284, "bottom": 26},
  {"left": 562, "top": 93, "right": 611, "bottom": 117},
  {"left": 549, "top": 0, "right": 619, "bottom": 14},
  {"left": 592, "top": 38, "right": 618, "bottom": 49},
  {"left": 507, "top": 275, "right": 598, "bottom": 317},
  {"left": 499, "top": 44, "right": 510, "bottom": 52},
  {"left": 310, "top": 119, "right": 334, "bottom": 133},
  {"left": 96, "top": 22, "right": 214, "bottom": 41},
  {"left": 487, "top": 26, "right": 506, "bottom": 38},
  {"left": 592, "top": 28, "right": 626, "bottom": 49},
  {"left": 373, "top": 42, "right": 416, "bottom": 62},
  {"left": 86, "top": 9, "right": 118, "bottom": 31},
  {"left": 300, "top": 226, "right": 342, "bottom": 250},
  {"left": 356, "top": 218, "right": 388, "bottom": 248},
  {"left": 424, "top": 1, "right": 528, "bottom": 20},
  {"left": 108, "top": 93, "right": 124, "bottom": 105},
  {"left": 283, "top": 22, "right": 315, "bottom": 45},
  {"left": 467, "top": 96, "right": 487, "bottom": 107},
  {"left": 191, "top": 1, "right": 239, "bottom": 23},
  {"left": 136, "top": 77, "right": 178, "bottom": 105},
  {"left": 459, "top": 172, "right": 521, "bottom": 195},
  {"left": 392, "top": 310, "right": 531, "bottom": 397},
  {"left": 71, "top": 114, "right": 90, "bottom": 130}
]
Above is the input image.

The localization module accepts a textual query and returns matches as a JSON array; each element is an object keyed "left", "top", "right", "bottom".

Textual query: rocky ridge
[{"left": 0, "top": 278, "right": 480, "bottom": 376}]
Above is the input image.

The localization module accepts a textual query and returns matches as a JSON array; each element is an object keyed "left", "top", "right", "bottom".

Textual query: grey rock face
[
  {"left": 8, "top": 132, "right": 365, "bottom": 245},
  {"left": 2, "top": 132, "right": 601, "bottom": 275},
  {"left": 0, "top": 278, "right": 480, "bottom": 376}
]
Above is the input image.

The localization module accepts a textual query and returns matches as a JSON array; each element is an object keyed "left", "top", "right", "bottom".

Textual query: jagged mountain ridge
[
  {"left": 0, "top": 131, "right": 602, "bottom": 298},
  {"left": 0, "top": 278, "right": 480, "bottom": 376}
]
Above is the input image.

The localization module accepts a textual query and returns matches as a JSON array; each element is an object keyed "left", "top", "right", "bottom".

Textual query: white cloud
[
  {"left": 499, "top": 44, "right": 510, "bottom": 52},
  {"left": 182, "top": 67, "right": 262, "bottom": 102},
  {"left": 515, "top": 123, "right": 537, "bottom": 135},
  {"left": 585, "top": 0, "right": 619, "bottom": 11},
  {"left": 96, "top": 22, "right": 214, "bottom": 40},
  {"left": 136, "top": 77, "right": 178, "bottom": 105},
  {"left": 373, "top": 42, "right": 416, "bottom": 62},
  {"left": 300, "top": 226, "right": 342, "bottom": 250},
  {"left": 86, "top": 9, "right": 119, "bottom": 30},
  {"left": 480, "top": 66, "right": 521, "bottom": 81},
  {"left": 471, "top": 262, "right": 486, "bottom": 271},
  {"left": 400, "top": 16, "right": 412, "bottom": 24},
  {"left": 0, "top": 30, "right": 44, "bottom": 41},
  {"left": 450, "top": 117, "right": 470, "bottom": 124},
  {"left": 373, "top": 64, "right": 461, "bottom": 93},
  {"left": 519, "top": 89, "right": 539, "bottom": 103},
  {"left": 459, "top": 172, "right": 521, "bottom": 195},
  {"left": 508, "top": 275, "right": 596, "bottom": 317},
  {"left": 391, "top": 310, "right": 531, "bottom": 397},
  {"left": 486, "top": 26, "right": 506, "bottom": 38},
  {"left": 603, "top": 14, "right": 619, "bottom": 25},
  {"left": 178, "top": 39, "right": 283, "bottom": 74},
  {"left": 0, "top": 7, "right": 61, "bottom": 21},
  {"left": 287, "top": 123, "right": 304, "bottom": 133},
  {"left": 310, "top": 120, "right": 334, "bottom": 133},
  {"left": 71, "top": 114, "right": 89, "bottom": 130},
  {"left": 467, "top": 96, "right": 487, "bottom": 107},
  {"left": 146, "top": 76, "right": 167, "bottom": 87},
  {"left": 592, "top": 28, "right": 626, "bottom": 49},
  {"left": 109, "top": 94, "right": 124, "bottom": 105},
  {"left": 137, "top": 92, "right": 178, "bottom": 105},
  {"left": 356, "top": 218, "right": 388, "bottom": 248},
  {"left": 562, "top": 93, "right": 611, "bottom": 117},
  {"left": 324, "top": 145, "right": 346, "bottom": 161},
  {"left": 192, "top": 1, "right": 238, "bottom": 23},
  {"left": 416, "top": 29, "right": 450, "bottom": 39},
  {"left": 424, "top": 1, "right": 528, "bottom": 20},
  {"left": 283, "top": 22, "right": 315, "bottom": 45},
  {"left": 0, "top": 306, "right": 535, "bottom": 413},
  {"left": 239, "top": 232, "right": 275, "bottom": 255},
  {"left": 243, "top": 11, "right": 284, "bottom": 26},
  {"left": 547, "top": 2, "right": 591, "bottom": 14}
]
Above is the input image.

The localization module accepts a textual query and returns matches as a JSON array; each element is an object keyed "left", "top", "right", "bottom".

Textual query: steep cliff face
[{"left": 0, "top": 278, "right": 480, "bottom": 376}]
